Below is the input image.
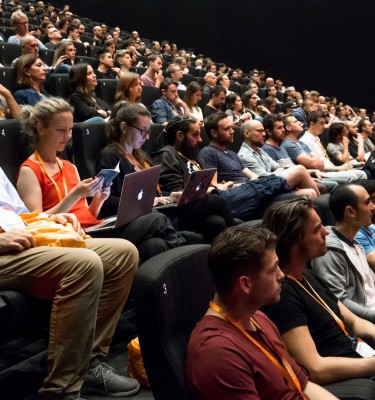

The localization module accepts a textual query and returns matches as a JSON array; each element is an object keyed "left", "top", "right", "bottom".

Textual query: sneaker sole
[{"left": 81, "top": 383, "right": 140, "bottom": 397}]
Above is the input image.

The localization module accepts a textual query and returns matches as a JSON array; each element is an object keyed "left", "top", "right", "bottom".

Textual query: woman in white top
[
  {"left": 184, "top": 81, "right": 204, "bottom": 124},
  {"left": 225, "top": 93, "right": 251, "bottom": 126}
]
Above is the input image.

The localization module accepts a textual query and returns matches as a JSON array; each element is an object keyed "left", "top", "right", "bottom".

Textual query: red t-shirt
[{"left": 185, "top": 311, "right": 309, "bottom": 400}]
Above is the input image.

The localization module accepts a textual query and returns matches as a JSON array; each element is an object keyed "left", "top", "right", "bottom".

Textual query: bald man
[
  {"left": 202, "top": 72, "right": 217, "bottom": 94},
  {"left": 238, "top": 119, "right": 320, "bottom": 198}
]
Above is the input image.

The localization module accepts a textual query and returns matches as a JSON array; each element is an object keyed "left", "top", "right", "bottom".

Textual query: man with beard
[
  {"left": 310, "top": 184, "right": 375, "bottom": 323},
  {"left": 263, "top": 197, "right": 375, "bottom": 388},
  {"left": 152, "top": 115, "right": 236, "bottom": 241},
  {"left": 197, "top": 112, "right": 292, "bottom": 221},
  {"left": 238, "top": 119, "right": 319, "bottom": 198}
]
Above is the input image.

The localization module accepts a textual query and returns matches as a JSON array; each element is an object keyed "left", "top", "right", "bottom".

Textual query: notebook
[
  {"left": 85, "top": 165, "right": 161, "bottom": 232},
  {"left": 177, "top": 168, "right": 217, "bottom": 207}
]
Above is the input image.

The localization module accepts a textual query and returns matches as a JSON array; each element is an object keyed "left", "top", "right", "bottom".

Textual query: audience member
[
  {"left": 140, "top": 54, "right": 164, "bottom": 88},
  {"left": 11, "top": 34, "right": 39, "bottom": 67},
  {"left": 263, "top": 197, "right": 375, "bottom": 386},
  {"left": 45, "top": 25, "right": 63, "bottom": 49},
  {"left": 186, "top": 225, "right": 338, "bottom": 400},
  {"left": 115, "top": 72, "right": 142, "bottom": 104},
  {"left": 0, "top": 166, "right": 140, "bottom": 398},
  {"left": 224, "top": 93, "right": 251, "bottom": 126},
  {"left": 199, "top": 112, "right": 292, "bottom": 221},
  {"left": 8, "top": 11, "right": 47, "bottom": 49},
  {"left": 94, "top": 50, "right": 119, "bottom": 79},
  {"left": 69, "top": 63, "right": 111, "bottom": 122},
  {"left": 114, "top": 49, "right": 133, "bottom": 75},
  {"left": 150, "top": 78, "right": 189, "bottom": 125},
  {"left": 0, "top": 83, "right": 20, "bottom": 119},
  {"left": 14, "top": 54, "right": 49, "bottom": 106},
  {"left": 167, "top": 63, "right": 186, "bottom": 90},
  {"left": 310, "top": 184, "right": 375, "bottom": 323},
  {"left": 359, "top": 119, "right": 375, "bottom": 153},
  {"left": 203, "top": 85, "right": 226, "bottom": 118},
  {"left": 202, "top": 72, "right": 216, "bottom": 94},
  {"left": 183, "top": 81, "right": 204, "bottom": 123},
  {"left": 238, "top": 120, "right": 319, "bottom": 198}
]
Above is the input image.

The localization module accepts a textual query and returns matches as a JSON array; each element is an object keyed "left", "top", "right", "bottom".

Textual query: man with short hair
[
  {"left": 263, "top": 196, "right": 375, "bottom": 387},
  {"left": 359, "top": 119, "right": 375, "bottom": 153},
  {"left": 167, "top": 63, "right": 186, "bottom": 90},
  {"left": 150, "top": 78, "right": 189, "bottom": 125},
  {"left": 248, "top": 81, "right": 261, "bottom": 100},
  {"left": 94, "top": 50, "right": 119, "bottom": 79},
  {"left": 11, "top": 35, "right": 39, "bottom": 67},
  {"left": 151, "top": 40, "right": 161, "bottom": 54},
  {"left": 65, "top": 23, "right": 80, "bottom": 42},
  {"left": 284, "top": 111, "right": 365, "bottom": 181},
  {"left": 186, "top": 225, "right": 338, "bottom": 400},
  {"left": 202, "top": 72, "right": 216, "bottom": 94},
  {"left": 92, "top": 25, "right": 103, "bottom": 46},
  {"left": 140, "top": 54, "right": 164, "bottom": 88},
  {"left": 0, "top": 167, "right": 140, "bottom": 399},
  {"left": 199, "top": 112, "right": 292, "bottom": 221},
  {"left": 8, "top": 11, "right": 47, "bottom": 49},
  {"left": 45, "top": 25, "right": 62, "bottom": 49},
  {"left": 203, "top": 85, "right": 226, "bottom": 117},
  {"left": 310, "top": 184, "right": 375, "bottom": 323},
  {"left": 238, "top": 119, "right": 319, "bottom": 198}
]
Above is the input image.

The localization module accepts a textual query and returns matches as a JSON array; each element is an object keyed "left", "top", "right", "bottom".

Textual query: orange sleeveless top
[{"left": 20, "top": 158, "right": 102, "bottom": 227}]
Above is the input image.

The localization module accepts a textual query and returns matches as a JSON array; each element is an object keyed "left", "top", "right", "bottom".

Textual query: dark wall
[{"left": 57, "top": 0, "right": 375, "bottom": 111}]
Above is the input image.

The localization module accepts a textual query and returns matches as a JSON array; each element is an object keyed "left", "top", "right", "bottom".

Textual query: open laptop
[
  {"left": 85, "top": 165, "right": 161, "bottom": 232},
  {"left": 364, "top": 149, "right": 375, "bottom": 170},
  {"left": 176, "top": 168, "right": 217, "bottom": 207}
]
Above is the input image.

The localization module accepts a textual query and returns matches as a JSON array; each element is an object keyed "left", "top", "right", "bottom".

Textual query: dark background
[{"left": 56, "top": 0, "right": 375, "bottom": 111}]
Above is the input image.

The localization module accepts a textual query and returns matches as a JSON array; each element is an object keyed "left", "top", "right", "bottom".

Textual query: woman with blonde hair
[
  {"left": 51, "top": 40, "right": 76, "bottom": 72},
  {"left": 115, "top": 72, "right": 142, "bottom": 103}
]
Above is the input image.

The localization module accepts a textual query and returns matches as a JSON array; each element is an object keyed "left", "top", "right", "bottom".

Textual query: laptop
[
  {"left": 176, "top": 168, "right": 217, "bottom": 207},
  {"left": 85, "top": 165, "right": 161, "bottom": 232},
  {"left": 364, "top": 149, "right": 375, "bottom": 170}
]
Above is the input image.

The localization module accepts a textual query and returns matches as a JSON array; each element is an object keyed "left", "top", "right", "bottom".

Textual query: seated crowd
[{"left": 2, "top": 1, "right": 375, "bottom": 400}]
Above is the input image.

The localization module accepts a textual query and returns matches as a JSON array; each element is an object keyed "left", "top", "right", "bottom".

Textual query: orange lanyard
[
  {"left": 286, "top": 275, "right": 350, "bottom": 337},
  {"left": 209, "top": 301, "right": 305, "bottom": 397},
  {"left": 35, "top": 151, "right": 68, "bottom": 201}
]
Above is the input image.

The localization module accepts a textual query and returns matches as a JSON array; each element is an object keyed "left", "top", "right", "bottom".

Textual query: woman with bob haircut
[{"left": 115, "top": 72, "right": 142, "bottom": 104}]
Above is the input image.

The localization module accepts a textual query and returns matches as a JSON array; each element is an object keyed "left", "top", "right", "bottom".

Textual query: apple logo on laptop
[
  {"left": 195, "top": 183, "right": 202, "bottom": 192},
  {"left": 137, "top": 190, "right": 143, "bottom": 200}
]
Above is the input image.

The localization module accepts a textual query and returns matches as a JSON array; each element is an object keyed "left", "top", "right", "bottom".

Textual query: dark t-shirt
[
  {"left": 200, "top": 145, "right": 248, "bottom": 183},
  {"left": 186, "top": 311, "right": 309, "bottom": 400},
  {"left": 263, "top": 269, "right": 359, "bottom": 358}
]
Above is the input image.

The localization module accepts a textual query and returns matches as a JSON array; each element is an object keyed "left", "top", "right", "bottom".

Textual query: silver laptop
[
  {"left": 85, "top": 165, "right": 161, "bottom": 232},
  {"left": 177, "top": 168, "right": 217, "bottom": 207}
]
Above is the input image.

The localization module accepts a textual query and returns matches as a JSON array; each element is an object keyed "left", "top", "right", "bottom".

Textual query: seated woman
[
  {"left": 115, "top": 72, "right": 142, "bottom": 104},
  {"left": 51, "top": 40, "right": 77, "bottom": 73},
  {"left": 16, "top": 97, "right": 179, "bottom": 261},
  {"left": 0, "top": 83, "right": 20, "bottom": 119},
  {"left": 184, "top": 81, "right": 204, "bottom": 124},
  {"left": 69, "top": 63, "right": 111, "bottom": 122},
  {"left": 104, "top": 40, "right": 117, "bottom": 56},
  {"left": 216, "top": 73, "right": 233, "bottom": 95},
  {"left": 224, "top": 93, "right": 251, "bottom": 126},
  {"left": 14, "top": 54, "right": 49, "bottom": 106},
  {"left": 97, "top": 104, "right": 236, "bottom": 242},
  {"left": 242, "top": 90, "right": 269, "bottom": 120},
  {"left": 326, "top": 122, "right": 369, "bottom": 179},
  {"left": 114, "top": 49, "right": 133, "bottom": 76},
  {"left": 262, "top": 96, "right": 278, "bottom": 114}
]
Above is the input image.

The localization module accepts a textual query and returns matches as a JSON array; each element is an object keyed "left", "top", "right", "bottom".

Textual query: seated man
[
  {"left": 202, "top": 85, "right": 226, "bottom": 117},
  {"left": 262, "top": 113, "right": 338, "bottom": 192},
  {"left": 94, "top": 50, "right": 119, "bottom": 79},
  {"left": 355, "top": 179, "right": 375, "bottom": 272},
  {"left": 11, "top": 34, "right": 39, "bottom": 67},
  {"left": 167, "top": 63, "right": 187, "bottom": 90},
  {"left": 238, "top": 119, "right": 319, "bottom": 198},
  {"left": 199, "top": 112, "right": 292, "bottom": 220},
  {"left": 140, "top": 54, "right": 164, "bottom": 88},
  {"left": 263, "top": 197, "right": 375, "bottom": 385},
  {"left": 45, "top": 25, "right": 63, "bottom": 49},
  {"left": 310, "top": 184, "right": 375, "bottom": 323},
  {"left": 8, "top": 11, "right": 46, "bottom": 49},
  {"left": 185, "top": 225, "right": 338, "bottom": 399},
  {"left": 202, "top": 72, "right": 216, "bottom": 95},
  {"left": 282, "top": 112, "right": 363, "bottom": 183},
  {"left": 150, "top": 78, "right": 189, "bottom": 125},
  {"left": 0, "top": 167, "right": 140, "bottom": 399}
]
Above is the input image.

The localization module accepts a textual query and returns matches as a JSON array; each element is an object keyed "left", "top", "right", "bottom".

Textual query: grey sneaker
[{"left": 81, "top": 362, "right": 140, "bottom": 397}]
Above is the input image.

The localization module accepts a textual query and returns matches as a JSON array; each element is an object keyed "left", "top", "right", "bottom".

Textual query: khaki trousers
[{"left": 0, "top": 238, "right": 138, "bottom": 397}]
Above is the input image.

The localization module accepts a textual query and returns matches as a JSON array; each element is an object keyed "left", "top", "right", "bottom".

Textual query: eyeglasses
[{"left": 127, "top": 123, "right": 151, "bottom": 137}]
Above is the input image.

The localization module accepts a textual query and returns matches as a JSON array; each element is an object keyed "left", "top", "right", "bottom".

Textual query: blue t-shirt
[
  {"left": 355, "top": 225, "right": 375, "bottom": 255},
  {"left": 200, "top": 145, "right": 248, "bottom": 183},
  {"left": 262, "top": 143, "right": 294, "bottom": 168},
  {"left": 281, "top": 138, "right": 312, "bottom": 164}
]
